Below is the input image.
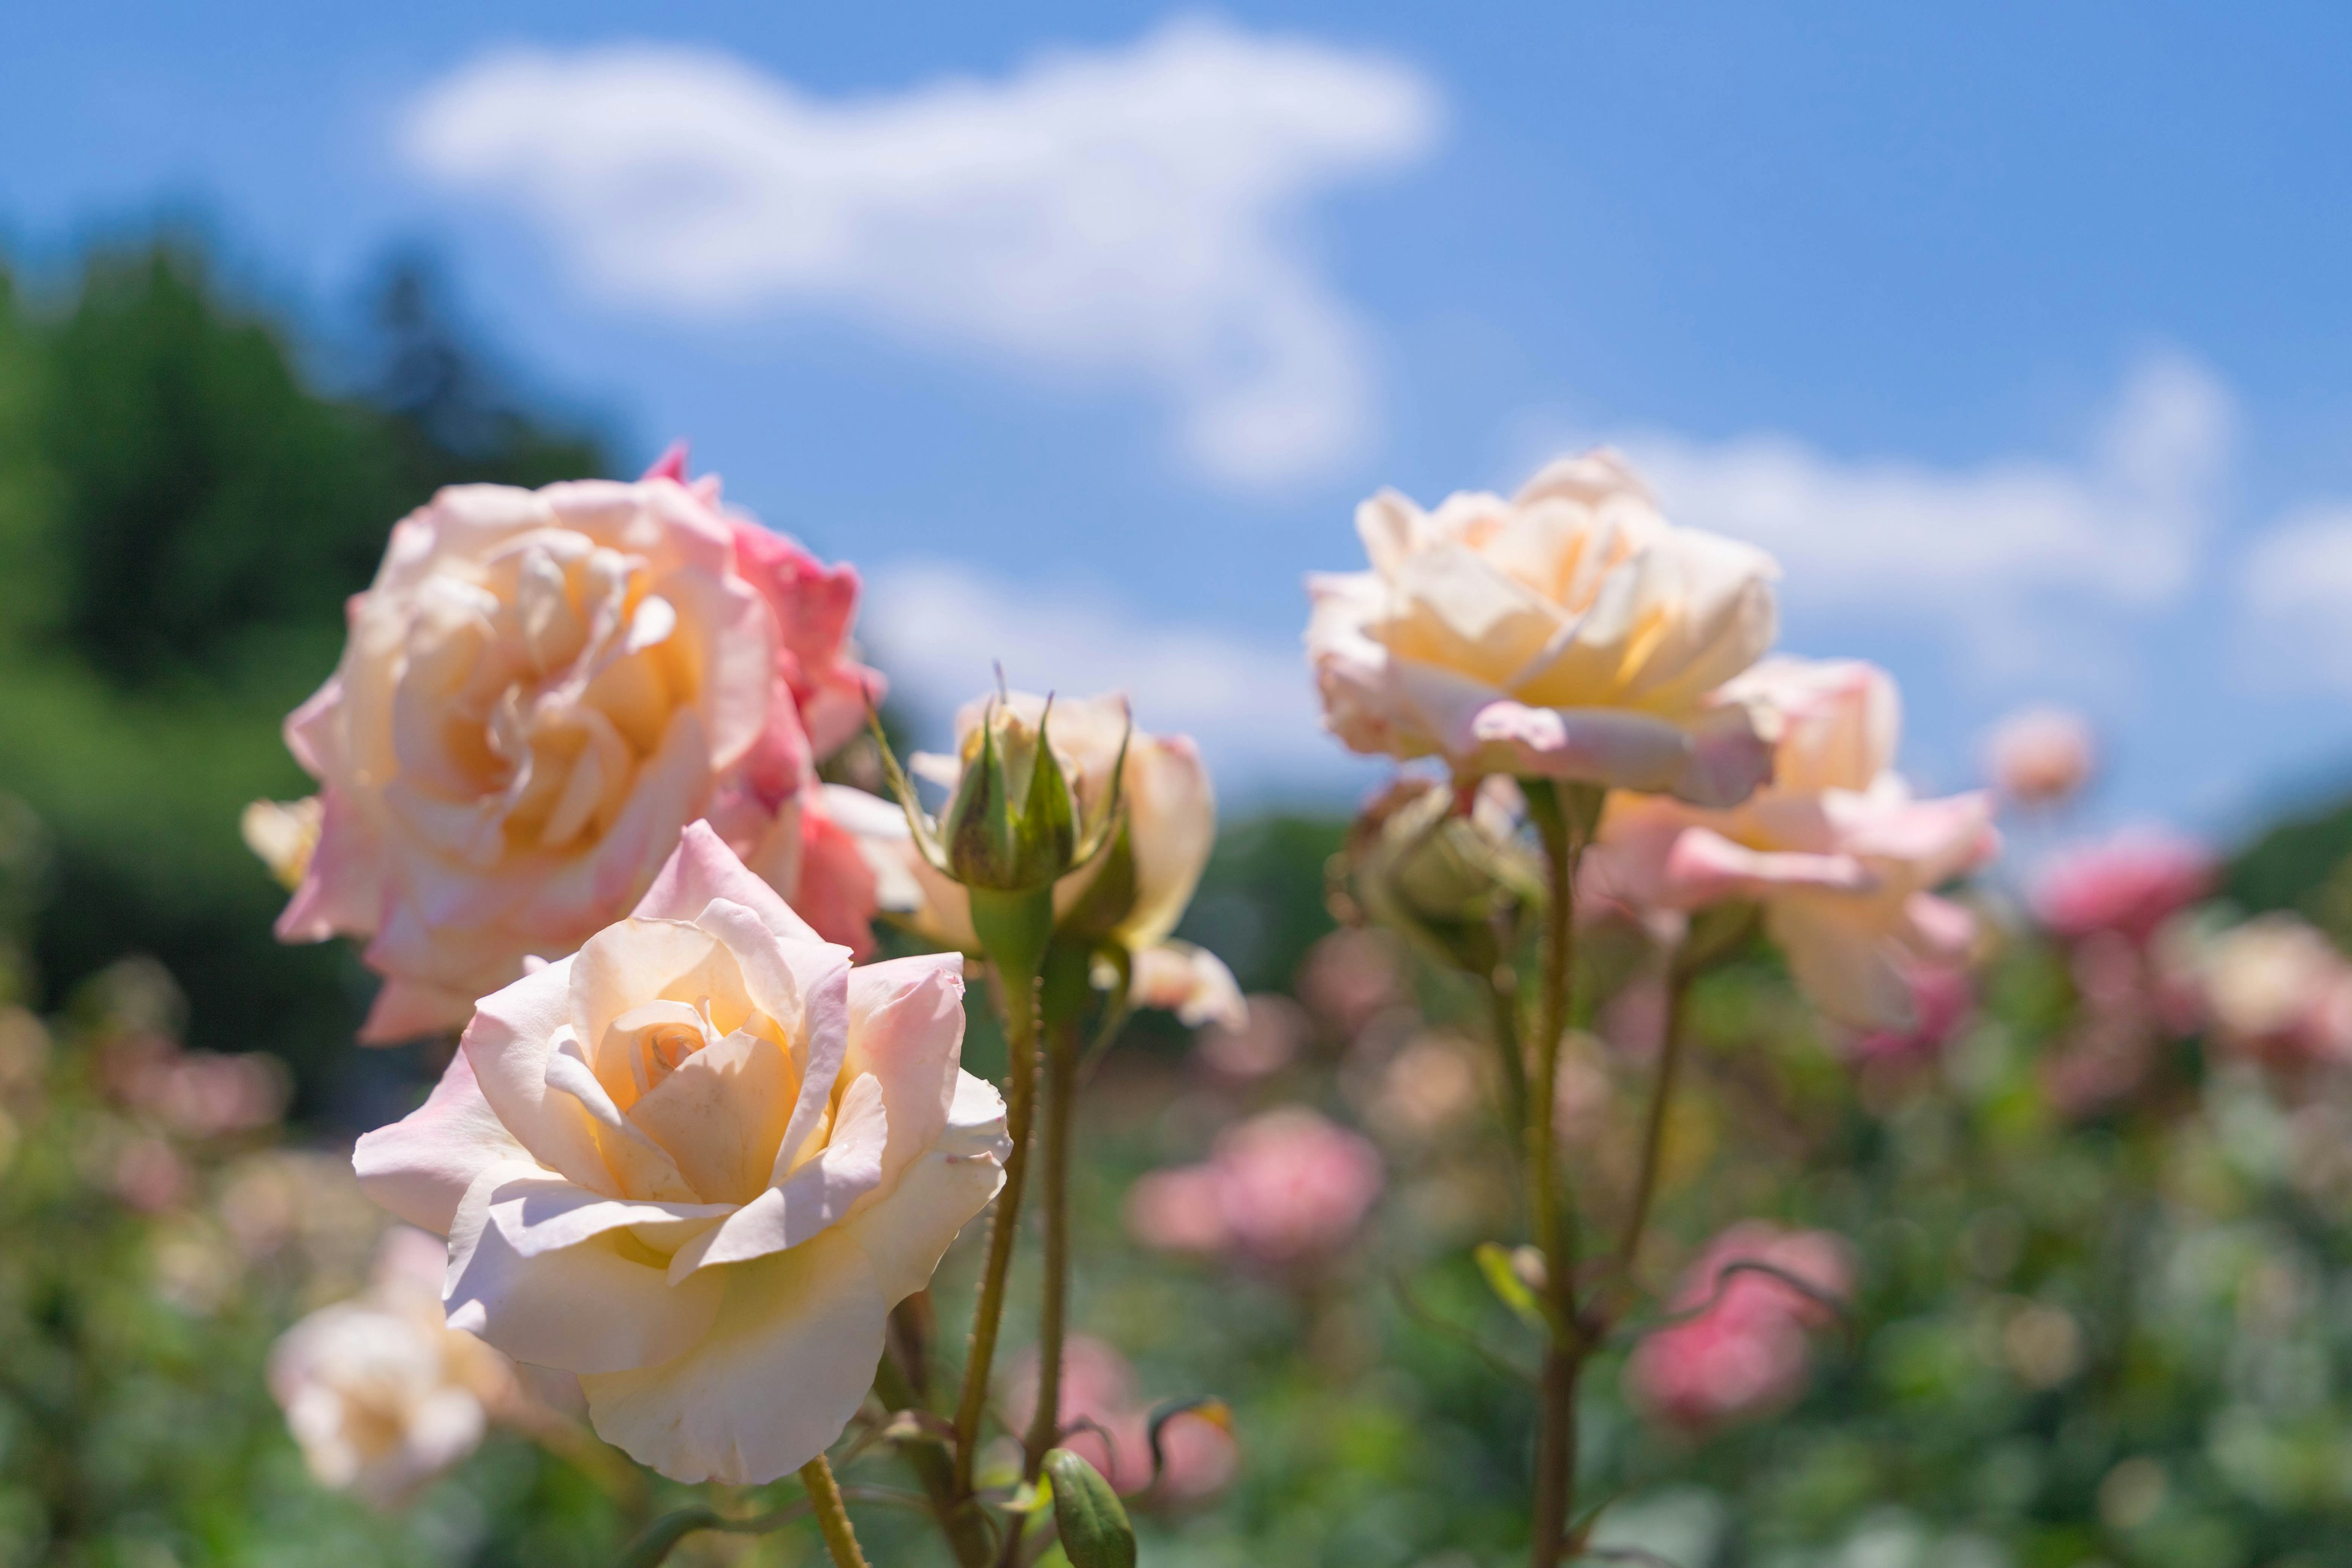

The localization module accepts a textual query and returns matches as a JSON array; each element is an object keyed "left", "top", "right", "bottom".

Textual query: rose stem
[
  {"left": 1022, "top": 1020, "right": 1082, "bottom": 1480},
  {"left": 952, "top": 961, "right": 1042, "bottom": 1499},
  {"left": 1523, "top": 780, "right": 1595, "bottom": 1567},
  {"left": 797, "top": 1454, "right": 872, "bottom": 1568}
]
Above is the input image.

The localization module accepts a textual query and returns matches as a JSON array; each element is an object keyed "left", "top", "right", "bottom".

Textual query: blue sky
[{"left": 12, "top": 1, "right": 2352, "bottom": 837}]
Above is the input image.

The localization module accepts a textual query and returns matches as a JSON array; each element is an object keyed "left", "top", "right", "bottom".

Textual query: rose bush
[
  {"left": 352, "top": 823, "right": 1009, "bottom": 1484},
  {"left": 1306, "top": 450, "right": 1781, "bottom": 805},
  {"left": 258, "top": 464, "right": 883, "bottom": 1041}
]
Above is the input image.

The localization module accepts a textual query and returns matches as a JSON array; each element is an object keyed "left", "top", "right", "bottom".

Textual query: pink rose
[
  {"left": 1003, "top": 1336, "right": 1237, "bottom": 1502},
  {"left": 2192, "top": 913, "right": 2352, "bottom": 1068},
  {"left": 1589, "top": 658, "right": 1997, "bottom": 1030},
  {"left": 262, "top": 454, "right": 884, "bottom": 1041},
  {"left": 1624, "top": 1222, "right": 1851, "bottom": 1435},
  {"left": 1307, "top": 451, "right": 1782, "bottom": 805},
  {"left": 350, "top": 824, "right": 1009, "bottom": 1485},
  {"left": 1126, "top": 1106, "right": 1383, "bottom": 1269},
  {"left": 1983, "top": 706, "right": 2095, "bottom": 807},
  {"left": 2031, "top": 829, "right": 2215, "bottom": 947}
]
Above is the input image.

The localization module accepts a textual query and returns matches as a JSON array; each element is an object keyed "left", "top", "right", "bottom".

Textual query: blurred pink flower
[
  {"left": 2194, "top": 914, "right": 2352, "bottom": 1068},
  {"left": 1297, "top": 928, "right": 1404, "bottom": 1039},
  {"left": 1625, "top": 1223, "right": 1852, "bottom": 1436},
  {"left": 2031, "top": 829, "right": 2215, "bottom": 947},
  {"left": 1196, "top": 993, "right": 1310, "bottom": 1082},
  {"left": 1591, "top": 658, "right": 1996, "bottom": 1030},
  {"left": 114, "top": 1136, "right": 190, "bottom": 1213},
  {"left": 258, "top": 453, "right": 883, "bottom": 1041},
  {"left": 1003, "top": 1336, "right": 1238, "bottom": 1502},
  {"left": 1847, "top": 964, "right": 1973, "bottom": 1066},
  {"left": 103, "top": 1031, "right": 289, "bottom": 1140},
  {"left": 1125, "top": 1107, "right": 1384, "bottom": 1270},
  {"left": 1984, "top": 706, "right": 2095, "bottom": 807}
]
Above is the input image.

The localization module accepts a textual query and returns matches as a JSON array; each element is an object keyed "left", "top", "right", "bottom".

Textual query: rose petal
[
  {"left": 353, "top": 1047, "right": 530, "bottom": 1235},
  {"left": 580, "top": 1227, "right": 887, "bottom": 1485}
]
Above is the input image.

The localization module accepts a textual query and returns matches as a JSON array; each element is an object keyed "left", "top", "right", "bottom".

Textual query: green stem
[
  {"left": 1523, "top": 780, "right": 1593, "bottom": 1568},
  {"left": 873, "top": 1338, "right": 993, "bottom": 1568},
  {"left": 1613, "top": 963, "right": 1694, "bottom": 1301},
  {"left": 1023, "top": 1021, "right": 1082, "bottom": 1480},
  {"left": 799, "top": 1455, "right": 872, "bottom": 1568},
  {"left": 1488, "top": 963, "right": 1528, "bottom": 1152},
  {"left": 953, "top": 959, "right": 1041, "bottom": 1499}
]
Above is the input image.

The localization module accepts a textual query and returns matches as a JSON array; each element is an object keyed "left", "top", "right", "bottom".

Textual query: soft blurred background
[{"left": 8, "top": 4, "right": 2352, "bottom": 1566}]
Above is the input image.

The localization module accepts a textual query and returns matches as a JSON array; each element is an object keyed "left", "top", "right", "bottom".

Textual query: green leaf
[
  {"left": 1474, "top": 1242, "right": 1547, "bottom": 1329},
  {"left": 1044, "top": 1448, "right": 1137, "bottom": 1568}
]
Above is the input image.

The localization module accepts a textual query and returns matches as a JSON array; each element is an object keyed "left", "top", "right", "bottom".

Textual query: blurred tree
[{"left": 0, "top": 236, "right": 608, "bottom": 1117}]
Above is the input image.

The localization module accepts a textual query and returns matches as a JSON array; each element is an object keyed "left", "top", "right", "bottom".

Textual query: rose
[
  {"left": 881, "top": 690, "right": 1217, "bottom": 960},
  {"left": 1983, "top": 704, "right": 2095, "bottom": 807},
  {"left": 1589, "top": 658, "right": 1997, "bottom": 1030},
  {"left": 352, "top": 823, "right": 1009, "bottom": 1485},
  {"left": 1306, "top": 450, "right": 1781, "bottom": 806},
  {"left": 1624, "top": 1222, "right": 1851, "bottom": 1434},
  {"left": 1124, "top": 1107, "right": 1383, "bottom": 1269},
  {"left": 268, "top": 1227, "right": 516, "bottom": 1508},
  {"left": 2193, "top": 913, "right": 2352, "bottom": 1067},
  {"left": 264, "top": 462, "right": 883, "bottom": 1041},
  {"left": 2030, "top": 828, "right": 2214, "bottom": 947},
  {"left": 1004, "top": 1336, "right": 1238, "bottom": 1501}
]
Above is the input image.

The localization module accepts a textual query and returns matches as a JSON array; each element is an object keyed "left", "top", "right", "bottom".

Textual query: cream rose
[
  {"left": 1589, "top": 658, "right": 1996, "bottom": 1029},
  {"left": 1307, "top": 450, "right": 1781, "bottom": 806},
  {"left": 351, "top": 823, "right": 1009, "bottom": 1485},
  {"left": 268, "top": 1227, "right": 516, "bottom": 1508},
  {"left": 886, "top": 692, "right": 1217, "bottom": 962},
  {"left": 267, "top": 464, "right": 883, "bottom": 1041}
]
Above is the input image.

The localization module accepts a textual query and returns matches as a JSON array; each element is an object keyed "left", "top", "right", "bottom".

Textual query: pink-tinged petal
[
  {"left": 849, "top": 1069, "right": 1010, "bottom": 1301},
  {"left": 692, "top": 899, "right": 827, "bottom": 1055},
  {"left": 1672, "top": 699, "right": 1779, "bottom": 810},
  {"left": 1766, "top": 895, "right": 1918, "bottom": 1031},
  {"left": 1466, "top": 701, "right": 1694, "bottom": 793},
  {"left": 1660, "top": 827, "right": 1871, "bottom": 907},
  {"left": 633, "top": 821, "right": 821, "bottom": 944},
  {"left": 639, "top": 442, "right": 690, "bottom": 484},
  {"left": 462, "top": 959, "right": 617, "bottom": 1197},
  {"left": 353, "top": 1048, "right": 529, "bottom": 1235},
  {"left": 282, "top": 674, "right": 344, "bottom": 781},
  {"left": 1902, "top": 892, "right": 1977, "bottom": 960},
  {"left": 1834, "top": 788, "right": 1996, "bottom": 873},
  {"left": 358, "top": 977, "right": 474, "bottom": 1046},
  {"left": 666, "top": 1073, "right": 889, "bottom": 1283},
  {"left": 655, "top": 562, "right": 774, "bottom": 772},
  {"left": 523, "top": 706, "right": 715, "bottom": 946},
  {"left": 445, "top": 1161, "right": 724, "bottom": 1376},
  {"left": 581, "top": 1227, "right": 887, "bottom": 1485},
  {"left": 770, "top": 956, "right": 853, "bottom": 1184},
  {"left": 481, "top": 1172, "right": 731, "bottom": 1261},
  {"left": 841, "top": 954, "right": 965, "bottom": 1192},
  {"left": 275, "top": 787, "right": 384, "bottom": 943}
]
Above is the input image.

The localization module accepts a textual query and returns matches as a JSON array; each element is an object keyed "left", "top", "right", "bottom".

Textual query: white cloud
[
  {"left": 404, "top": 19, "right": 1441, "bottom": 489},
  {"left": 859, "top": 559, "right": 1370, "bottom": 800},
  {"left": 2239, "top": 503, "right": 2352, "bottom": 688},
  {"left": 1602, "top": 354, "right": 2235, "bottom": 656}
]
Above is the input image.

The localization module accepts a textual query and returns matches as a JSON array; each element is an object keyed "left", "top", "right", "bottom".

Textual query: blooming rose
[
  {"left": 1124, "top": 1107, "right": 1383, "bottom": 1269},
  {"left": 1624, "top": 1223, "right": 1851, "bottom": 1435},
  {"left": 352, "top": 824, "right": 1009, "bottom": 1484},
  {"left": 1983, "top": 705, "right": 2095, "bottom": 807},
  {"left": 264, "top": 460, "right": 883, "bottom": 1041},
  {"left": 884, "top": 691, "right": 1213, "bottom": 963},
  {"left": 268, "top": 1227, "right": 517, "bottom": 1507},
  {"left": 1589, "top": 658, "right": 1997, "bottom": 1030},
  {"left": 2031, "top": 828, "right": 2215, "bottom": 947},
  {"left": 1307, "top": 451, "right": 1781, "bottom": 806}
]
